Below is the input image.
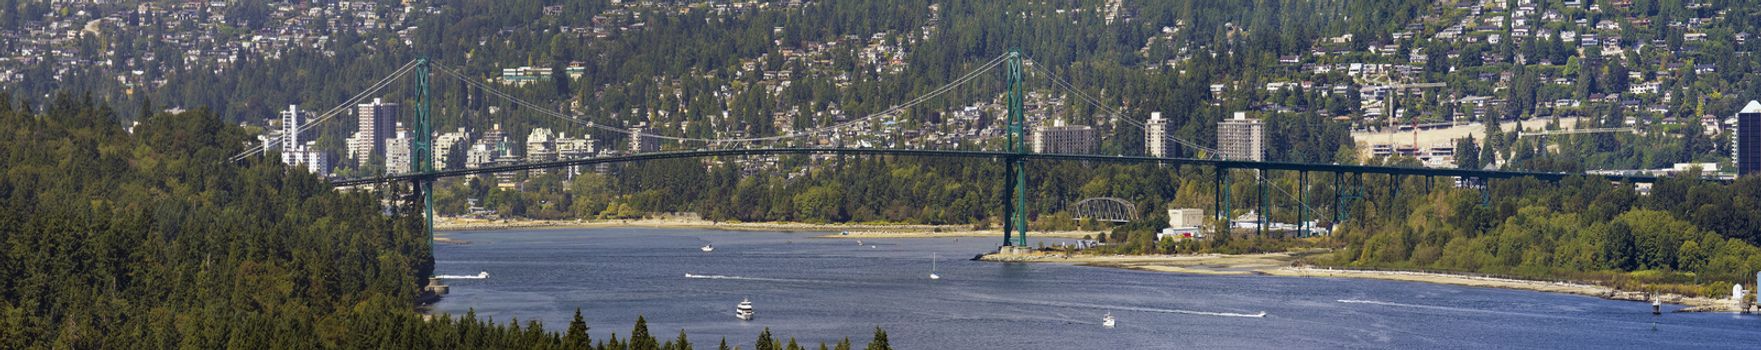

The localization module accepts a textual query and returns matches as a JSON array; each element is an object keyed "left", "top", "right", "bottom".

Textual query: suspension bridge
[{"left": 237, "top": 51, "right": 1664, "bottom": 249}]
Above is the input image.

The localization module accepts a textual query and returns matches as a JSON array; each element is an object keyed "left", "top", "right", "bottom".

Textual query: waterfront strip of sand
[
  {"left": 434, "top": 217, "right": 1100, "bottom": 238},
  {"left": 979, "top": 251, "right": 1745, "bottom": 312}
]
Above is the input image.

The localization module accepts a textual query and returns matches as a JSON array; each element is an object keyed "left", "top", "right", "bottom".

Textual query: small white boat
[
  {"left": 1103, "top": 313, "right": 1116, "bottom": 328},
  {"left": 856, "top": 240, "right": 862, "bottom": 245},
  {"left": 736, "top": 298, "right": 755, "bottom": 321},
  {"left": 701, "top": 244, "right": 714, "bottom": 252},
  {"left": 929, "top": 253, "right": 941, "bottom": 280}
]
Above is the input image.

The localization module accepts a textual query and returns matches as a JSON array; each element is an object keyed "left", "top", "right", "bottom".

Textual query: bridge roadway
[{"left": 329, "top": 148, "right": 1660, "bottom": 186}]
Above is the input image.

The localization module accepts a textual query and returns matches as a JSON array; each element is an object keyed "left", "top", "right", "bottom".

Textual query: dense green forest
[
  {"left": 1085, "top": 168, "right": 1761, "bottom": 297},
  {"left": 1325, "top": 174, "right": 1761, "bottom": 297},
  {"left": 0, "top": 93, "right": 886, "bottom": 349}
]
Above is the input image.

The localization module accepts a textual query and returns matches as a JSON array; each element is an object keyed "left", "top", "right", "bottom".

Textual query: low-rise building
[{"left": 1157, "top": 208, "right": 1206, "bottom": 241}]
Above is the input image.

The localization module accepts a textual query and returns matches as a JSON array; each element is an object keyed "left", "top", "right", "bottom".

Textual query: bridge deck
[{"left": 330, "top": 148, "right": 1661, "bottom": 186}]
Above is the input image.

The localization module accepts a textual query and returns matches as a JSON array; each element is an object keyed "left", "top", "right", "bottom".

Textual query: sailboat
[{"left": 929, "top": 253, "right": 941, "bottom": 280}]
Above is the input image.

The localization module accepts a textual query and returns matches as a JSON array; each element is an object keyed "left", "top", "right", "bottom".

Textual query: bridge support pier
[
  {"left": 1007, "top": 160, "right": 1021, "bottom": 246},
  {"left": 1299, "top": 171, "right": 1308, "bottom": 238},
  {"left": 1481, "top": 178, "right": 1492, "bottom": 206},
  {"left": 1258, "top": 170, "right": 1267, "bottom": 238},
  {"left": 1215, "top": 167, "right": 1231, "bottom": 237}
]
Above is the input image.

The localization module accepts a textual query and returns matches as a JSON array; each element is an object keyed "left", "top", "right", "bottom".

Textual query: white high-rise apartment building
[
  {"left": 1216, "top": 112, "right": 1265, "bottom": 161},
  {"left": 526, "top": 128, "right": 557, "bottom": 175},
  {"left": 386, "top": 124, "right": 413, "bottom": 175},
  {"left": 280, "top": 105, "right": 302, "bottom": 155},
  {"left": 1031, "top": 120, "right": 1097, "bottom": 155},
  {"left": 347, "top": 98, "right": 400, "bottom": 164},
  {"left": 276, "top": 105, "right": 330, "bottom": 177},
  {"left": 433, "top": 128, "right": 470, "bottom": 171},
  {"left": 1145, "top": 112, "right": 1170, "bottom": 157}
]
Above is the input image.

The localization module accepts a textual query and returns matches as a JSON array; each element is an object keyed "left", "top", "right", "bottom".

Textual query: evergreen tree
[
  {"left": 755, "top": 328, "right": 777, "bottom": 350},
  {"left": 632, "top": 315, "right": 658, "bottom": 350},
  {"left": 565, "top": 308, "right": 592, "bottom": 350},
  {"left": 1456, "top": 135, "right": 1481, "bottom": 170},
  {"left": 863, "top": 328, "right": 890, "bottom": 350},
  {"left": 674, "top": 329, "right": 692, "bottom": 350}
]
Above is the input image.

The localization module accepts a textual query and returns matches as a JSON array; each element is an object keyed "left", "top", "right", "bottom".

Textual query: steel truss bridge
[
  {"left": 1071, "top": 197, "right": 1140, "bottom": 223},
  {"left": 239, "top": 52, "right": 1670, "bottom": 249}
]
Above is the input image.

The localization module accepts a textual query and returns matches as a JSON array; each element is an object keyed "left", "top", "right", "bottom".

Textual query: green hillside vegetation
[
  {"left": 1324, "top": 174, "right": 1761, "bottom": 297},
  {"left": 0, "top": 93, "right": 886, "bottom": 349},
  {"left": 1086, "top": 170, "right": 1761, "bottom": 298}
]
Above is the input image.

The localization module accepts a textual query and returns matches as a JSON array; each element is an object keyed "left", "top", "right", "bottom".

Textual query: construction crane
[{"left": 1358, "top": 75, "right": 1447, "bottom": 153}]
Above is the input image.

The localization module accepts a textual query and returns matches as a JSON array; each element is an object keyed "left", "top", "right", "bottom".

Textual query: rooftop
[{"left": 1742, "top": 100, "right": 1761, "bottom": 114}]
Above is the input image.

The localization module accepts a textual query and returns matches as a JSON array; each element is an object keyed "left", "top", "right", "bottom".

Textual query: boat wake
[
  {"left": 683, "top": 273, "right": 826, "bottom": 284},
  {"left": 1336, "top": 299, "right": 1494, "bottom": 313},
  {"left": 1335, "top": 299, "right": 1566, "bottom": 319},
  {"left": 964, "top": 292, "right": 1267, "bottom": 318},
  {"left": 436, "top": 271, "right": 490, "bottom": 279},
  {"left": 1105, "top": 304, "right": 1268, "bottom": 318}
]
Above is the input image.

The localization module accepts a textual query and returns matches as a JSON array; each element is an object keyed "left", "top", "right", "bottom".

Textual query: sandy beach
[
  {"left": 979, "top": 251, "right": 1747, "bottom": 313},
  {"left": 435, "top": 216, "right": 1101, "bottom": 239}
]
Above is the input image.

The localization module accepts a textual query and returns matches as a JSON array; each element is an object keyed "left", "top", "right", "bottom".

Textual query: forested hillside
[
  {"left": 0, "top": 93, "right": 884, "bottom": 349},
  {"left": 1326, "top": 174, "right": 1761, "bottom": 296}
]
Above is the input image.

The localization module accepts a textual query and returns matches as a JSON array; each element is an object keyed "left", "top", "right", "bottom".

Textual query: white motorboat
[
  {"left": 736, "top": 298, "right": 755, "bottom": 321},
  {"left": 1103, "top": 313, "right": 1116, "bottom": 328},
  {"left": 701, "top": 244, "right": 714, "bottom": 252},
  {"left": 929, "top": 253, "right": 941, "bottom": 280}
]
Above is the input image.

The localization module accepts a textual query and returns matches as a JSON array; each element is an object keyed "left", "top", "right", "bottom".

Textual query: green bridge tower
[
  {"left": 413, "top": 58, "right": 435, "bottom": 246},
  {"left": 1004, "top": 50, "right": 1028, "bottom": 247}
]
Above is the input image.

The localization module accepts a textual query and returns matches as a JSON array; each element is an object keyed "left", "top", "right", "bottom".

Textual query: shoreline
[
  {"left": 980, "top": 251, "right": 1747, "bottom": 313},
  {"left": 435, "top": 217, "right": 1102, "bottom": 239}
]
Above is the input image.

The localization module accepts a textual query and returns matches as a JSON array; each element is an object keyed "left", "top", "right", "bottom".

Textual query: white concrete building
[
  {"left": 1157, "top": 208, "right": 1206, "bottom": 241},
  {"left": 433, "top": 128, "right": 469, "bottom": 171},
  {"left": 385, "top": 125, "right": 412, "bottom": 175},
  {"left": 526, "top": 128, "right": 556, "bottom": 175},
  {"left": 1031, "top": 120, "right": 1097, "bottom": 155},
  {"left": 1217, "top": 112, "right": 1265, "bottom": 161},
  {"left": 275, "top": 105, "right": 330, "bottom": 177},
  {"left": 629, "top": 126, "right": 660, "bottom": 153},
  {"left": 1145, "top": 112, "right": 1171, "bottom": 157},
  {"left": 346, "top": 98, "right": 399, "bottom": 165}
]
